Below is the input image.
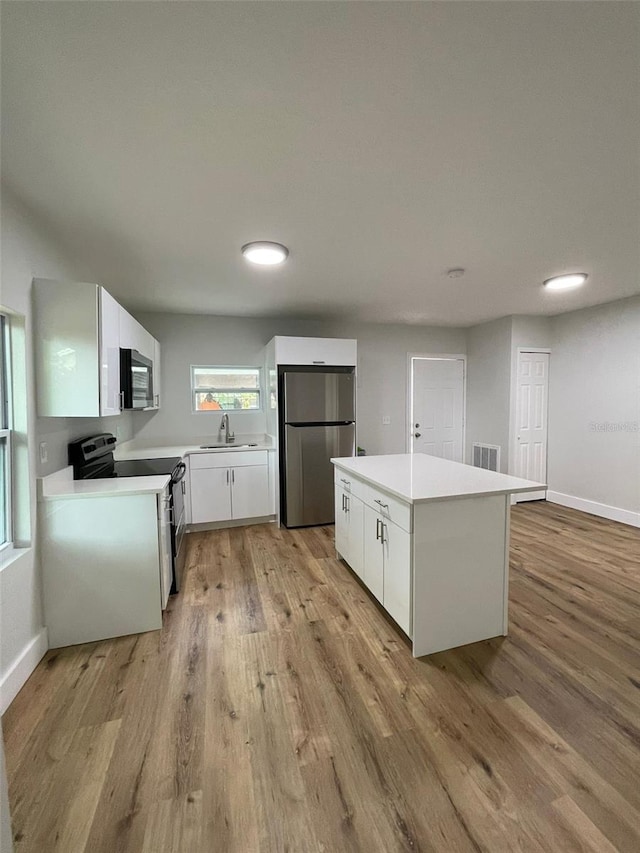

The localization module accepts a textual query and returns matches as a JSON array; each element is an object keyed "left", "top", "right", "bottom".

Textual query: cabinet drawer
[
  {"left": 189, "top": 450, "right": 268, "bottom": 469},
  {"left": 333, "top": 469, "right": 367, "bottom": 502},
  {"left": 363, "top": 485, "right": 412, "bottom": 533}
]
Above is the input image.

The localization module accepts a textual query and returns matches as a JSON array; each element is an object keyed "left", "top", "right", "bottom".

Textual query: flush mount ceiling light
[
  {"left": 543, "top": 273, "right": 588, "bottom": 291},
  {"left": 241, "top": 241, "right": 289, "bottom": 266}
]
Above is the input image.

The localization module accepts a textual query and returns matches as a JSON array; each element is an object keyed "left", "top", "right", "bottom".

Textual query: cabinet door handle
[
  {"left": 374, "top": 499, "right": 389, "bottom": 510},
  {"left": 340, "top": 478, "right": 350, "bottom": 486},
  {"left": 181, "top": 480, "right": 186, "bottom": 495},
  {"left": 226, "top": 470, "right": 229, "bottom": 485},
  {"left": 119, "top": 391, "right": 125, "bottom": 411},
  {"left": 381, "top": 522, "right": 387, "bottom": 545},
  {"left": 345, "top": 495, "right": 349, "bottom": 512},
  {"left": 231, "top": 469, "right": 235, "bottom": 484},
  {"left": 376, "top": 517, "right": 381, "bottom": 541},
  {"left": 341, "top": 493, "right": 346, "bottom": 512}
]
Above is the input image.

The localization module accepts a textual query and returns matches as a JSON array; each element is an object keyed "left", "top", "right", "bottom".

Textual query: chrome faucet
[{"left": 220, "top": 413, "right": 235, "bottom": 444}]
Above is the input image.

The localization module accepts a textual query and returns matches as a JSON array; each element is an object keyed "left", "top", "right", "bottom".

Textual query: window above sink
[{"left": 191, "top": 366, "right": 262, "bottom": 413}]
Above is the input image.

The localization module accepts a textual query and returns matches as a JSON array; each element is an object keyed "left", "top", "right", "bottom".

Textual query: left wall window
[{"left": 0, "top": 314, "right": 12, "bottom": 548}]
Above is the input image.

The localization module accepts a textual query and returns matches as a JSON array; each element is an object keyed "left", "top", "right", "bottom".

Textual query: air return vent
[{"left": 472, "top": 443, "right": 501, "bottom": 473}]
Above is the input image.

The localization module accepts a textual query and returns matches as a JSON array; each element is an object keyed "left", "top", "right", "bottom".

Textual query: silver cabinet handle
[
  {"left": 119, "top": 391, "right": 125, "bottom": 411},
  {"left": 181, "top": 480, "right": 186, "bottom": 495},
  {"left": 376, "top": 517, "right": 381, "bottom": 540},
  {"left": 381, "top": 522, "right": 387, "bottom": 545},
  {"left": 232, "top": 469, "right": 235, "bottom": 484},
  {"left": 226, "top": 469, "right": 229, "bottom": 485},
  {"left": 340, "top": 478, "right": 350, "bottom": 486},
  {"left": 345, "top": 495, "right": 349, "bottom": 512},
  {"left": 374, "top": 499, "right": 389, "bottom": 510},
  {"left": 341, "top": 493, "right": 346, "bottom": 512},
  {"left": 155, "top": 394, "right": 160, "bottom": 407}
]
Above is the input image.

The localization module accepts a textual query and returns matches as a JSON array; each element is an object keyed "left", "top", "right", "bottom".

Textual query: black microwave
[{"left": 120, "top": 348, "right": 154, "bottom": 409}]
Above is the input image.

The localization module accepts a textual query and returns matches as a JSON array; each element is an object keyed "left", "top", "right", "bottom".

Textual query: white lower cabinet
[
  {"left": 380, "top": 516, "right": 411, "bottom": 635},
  {"left": 334, "top": 485, "right": 364, "bottom": 580},
  {"left": 363, "top": 505, "right": 385, "bottom": 602},
  {"left": 190, "top": 467, "right": 232, "bottom": 523},
  {"left": 41, "top": 492, "right": 165, "bottom": 648},
  {"left": 335, "top": 471, "right": 412, "bottom": 637},
  {"left": 189, "top": 451, "right": 271, "bottom": 524}
]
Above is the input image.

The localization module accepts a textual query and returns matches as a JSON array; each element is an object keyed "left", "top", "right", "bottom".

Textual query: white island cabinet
[{"left": 332, "top": 453, "right": 544, "bottom": 657}]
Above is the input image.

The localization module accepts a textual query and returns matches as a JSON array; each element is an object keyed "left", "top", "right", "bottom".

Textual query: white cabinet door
[
  {"left": 231, "top": 465, "right": 270, "bottom": 519},
  {"left": 157, "top": 493, "right": 173, "bottom": 609},
  {"left": 346, "top": 493, "right": 364, "bottom": 580},
  {"left": 382, "top": 519, "right": 412, "bottom": 635},
  {"left": 363, "top": 505, "right": 384, "bottom": 604},
  {"left": 335, "top": 484, "right": 350, "bottom": 561},
  {"left": 119, "top": 307, "right": 154, "bottom": 360},
  {"left": 99, "top": 287, "right": 121, "bottom": 416},
  {"left": 152, "top": 338, "right": 161, "bottom": 409},
  {"left": 190, "top": 467, "right": 232, "bottom": 523},
  {"left": 273, "top": 336, "right": 357, "bottom": 366}
]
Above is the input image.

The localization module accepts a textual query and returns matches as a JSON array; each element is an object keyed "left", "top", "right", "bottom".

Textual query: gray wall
[
  {"left": 465, "top": 317, "right": 513, "bottom": 472},
  {"left": 547, "top": 296, "right": 640, "bottom": 514},
  {"left": 134, "top": 312, "right": 467, "bottom": 456}
]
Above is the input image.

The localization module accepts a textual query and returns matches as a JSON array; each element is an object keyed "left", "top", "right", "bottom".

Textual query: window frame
[
  {"left": 0, "top": 313, "right": 13, "bottom": 551},
  {"left": 190, "top": 365, "right": 263, "bottom": 414}
]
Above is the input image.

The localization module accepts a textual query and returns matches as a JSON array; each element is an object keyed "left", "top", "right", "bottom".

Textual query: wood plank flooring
[{"left": 3, "top": 501, "right": 640, "bottom": 852}]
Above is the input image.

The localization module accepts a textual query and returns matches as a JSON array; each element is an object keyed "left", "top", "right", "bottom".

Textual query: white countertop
[
  {"left": 114, "top": 435, "right": 274, "bottom": 461},
  {"left": 331, "top": 453, "right": 545, "bottom": 504},
  {"left": 39, "top": 467, "right": 171, "bottom": 501}
]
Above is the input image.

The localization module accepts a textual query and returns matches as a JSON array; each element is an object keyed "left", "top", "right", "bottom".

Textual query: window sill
[{"left": 0, "top": 544, "right": 32, "bottom": 572}]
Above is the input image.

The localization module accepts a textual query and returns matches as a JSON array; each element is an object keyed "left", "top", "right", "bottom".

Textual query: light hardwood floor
[{"left": 3, "top": 502, "right": 640, "bottom": 852}]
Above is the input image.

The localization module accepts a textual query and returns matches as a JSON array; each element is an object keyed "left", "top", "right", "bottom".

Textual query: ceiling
[{"left": 2, "top": 2, "right": 639, "bottom": 326}]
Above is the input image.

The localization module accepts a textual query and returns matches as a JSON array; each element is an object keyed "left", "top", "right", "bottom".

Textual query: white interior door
[
  {"left": 514, "top": 351, "right": 549, "bottom": 501},
  {"left": 410, "top": 358, "right": 464, "bottom": 461}
]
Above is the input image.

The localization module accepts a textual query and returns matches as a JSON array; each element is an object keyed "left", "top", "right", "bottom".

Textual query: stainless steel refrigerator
[{"left": 280, "top": 367, "right": 356, "bottom": 527}]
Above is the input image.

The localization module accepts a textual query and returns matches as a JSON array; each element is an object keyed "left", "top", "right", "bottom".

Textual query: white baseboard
[
  {"left": 546, "top": 491, "right": 640, "bottom": 528},
  {"left": 0, "top": 628, "right": 48, "bottom": 715}
]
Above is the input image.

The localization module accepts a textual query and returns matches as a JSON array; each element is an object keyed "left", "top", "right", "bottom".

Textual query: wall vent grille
[{"left": 472, "top": 443, "right": 501, "bottom": 473}]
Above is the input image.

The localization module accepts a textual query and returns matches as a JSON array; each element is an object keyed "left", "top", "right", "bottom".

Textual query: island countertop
[{"left": 331, "top": 453, "right": 545, "bottom": 505}]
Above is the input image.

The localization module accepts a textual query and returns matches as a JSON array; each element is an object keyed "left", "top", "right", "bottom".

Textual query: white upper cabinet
[
  {"left": 34, "top": 278, "right": 157, "bottom": 418},
  {"left": 99, "top": 288, "right": 122, "bottom": 416},
  {"left": 119, "top": 308, "right": 154, "bottom": 360},
  {"left": 272, "top": 336, "right": 357, "bottom": 366},
  {"left": 34, "top": 279, "right": 120, "bottom": 417},
  {"left": 152, "top": 338, "right": 161, "bottom": 409}
]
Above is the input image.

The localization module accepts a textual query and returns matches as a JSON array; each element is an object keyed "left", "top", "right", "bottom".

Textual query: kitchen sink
[{"left": 199, "top": 443, "right": 259, "bottom": 449}]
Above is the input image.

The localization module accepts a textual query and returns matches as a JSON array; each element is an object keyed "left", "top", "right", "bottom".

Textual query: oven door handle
[{"left": 172, "top": 462, "right": 187, "bottom": 485}]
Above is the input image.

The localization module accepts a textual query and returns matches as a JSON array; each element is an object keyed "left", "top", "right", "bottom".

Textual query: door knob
[{"left": 414, "top": 433, "right": 421, "bottom": 438}]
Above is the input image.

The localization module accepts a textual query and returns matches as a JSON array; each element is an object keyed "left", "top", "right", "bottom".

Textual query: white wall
[
  {"left": 0, "top": 188, "right": 132, "bottom": 713},
  {"left": 134, "top": 312, "right": 466, "bottom": 455},
  {"left": 465, "top": 317, "right": 513, "bottom": 472},
  {"left": 547, "top": 296, "right": 640, "bottom": 523}
]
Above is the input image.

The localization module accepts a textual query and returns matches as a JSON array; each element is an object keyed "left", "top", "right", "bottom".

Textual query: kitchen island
[{"left": 332, "top": 453, "right": 545, "bottom": 656}]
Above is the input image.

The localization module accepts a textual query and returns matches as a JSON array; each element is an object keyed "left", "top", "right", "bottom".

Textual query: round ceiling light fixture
[
  {"left": 543, "top": 272, "right": 587, "bottom": 291},
  {"left": 242, "top": 241, "right": 289, "bottom": 266}
]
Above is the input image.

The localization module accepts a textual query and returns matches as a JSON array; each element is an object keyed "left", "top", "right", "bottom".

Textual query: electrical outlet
[
  {"left": 39, "top": 442, "right": 48, "bottom": 464},
  {"left": 382, "top": 416, "right": 391, "bottom": 425}
]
